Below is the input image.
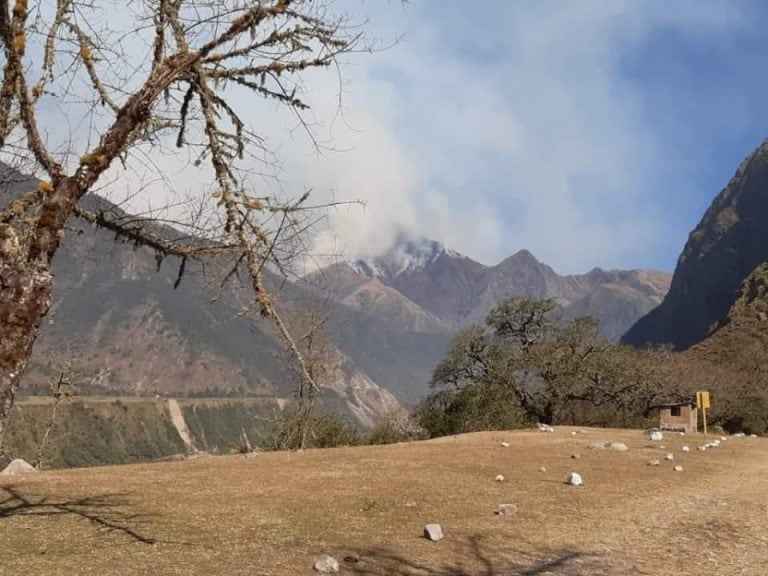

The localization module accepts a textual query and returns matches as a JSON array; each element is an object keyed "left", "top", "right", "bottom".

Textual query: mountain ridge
[
  {"left": 623, "top": 139, "right": 768, "bottom": 349},
  {"left": 314, "top": 233, "right": 672, "bottom": 340}
]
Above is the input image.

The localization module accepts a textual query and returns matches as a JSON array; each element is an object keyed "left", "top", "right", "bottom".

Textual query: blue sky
[
  {"left": 24, "top": 1, "right": 768, "bottom": 275},
  {"left": 287, "top": 0, "right": 768, "bottom": 273}
]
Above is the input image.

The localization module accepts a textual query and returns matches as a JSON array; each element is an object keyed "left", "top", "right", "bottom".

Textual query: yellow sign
[{"left": 696, "top": 390, "right": 711, "bottom": 435}]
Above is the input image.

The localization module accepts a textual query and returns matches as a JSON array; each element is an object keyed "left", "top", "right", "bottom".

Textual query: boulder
[
  {"left": 682, "top": 446, "right": 690, "bottom": 453},
  {"left": 647, "top": 459, "right": 660, "bottom": 466},
  {"left": 495, "top": 474, "right": 505, "bottom": 482},
  {"left": 649, "top": 431, "right": 663, "bottom": 441},
  {"left": 424, "top": 524, "right": 444, "bottom": 541},
  {"left": 537, "top": 423, "right": 554, "bottom": 433},
  {"left": 500, "top": 442, "right": 510, "bottom": 448},
  {"left": 539, "top": 466, "right": 547, "bottom": 473},
  {"left": 313, "top": 556, "right": 339, "bottom": 573},
  {"left": 0, "top": 459, "right": 37, "bottom": 476},
  {"left": 674, "top": 465, "right": 684, "bottom": 472},
  {"left": 664, "top": 453, "right": 674, "bottom": 461},
  {"left": 565, "top": 472, "right": 583, "bottom": 486},
  {"left": 570, "top": 453, "right": 581, "bottom": 459},
  {"left": 495, "top": 504, "right": 519, "bottom": 516}
]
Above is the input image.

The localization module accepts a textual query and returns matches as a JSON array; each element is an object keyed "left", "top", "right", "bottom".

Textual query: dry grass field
[{"left": 1, "top": 427, "right": 767, "bottom": 575}]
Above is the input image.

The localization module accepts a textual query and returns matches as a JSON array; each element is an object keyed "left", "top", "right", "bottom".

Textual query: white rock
[
  {"left": 0, "top": 459, "right": 37, "bottom": 476},
  {"left": 734, "top": 433, "right": 746, "bottom": 438},
  {"left": 649, "top": 431, "right": 663, "bottom": 441},
  {"left": 565, "top": 472, "right": 583, "bottom": 486},
  {"left": 537, "top": 423, "right": 554, "bottom": 433},
  {"left": 571, "top": 432, "right": 578, "bottom": 436},
  {"left": 539, "top": 466, "right": 547, "bottom": 473},
  {"left": 682, "top": 446, "right": 690, "bottom": 453},
  {"left": 495, "top": 474, "right": 505, "bottom": 482},
  {"left": 313, "top": 556, "right": 339, "bottom": 573},
  {"left": 674, "top": 465, "right": 684, "bottom": 472},
  {"left": 647, "top": 459, "right": 660, "bottom": 466},
  {"left": 698, "top": 446, "right": 707, "bottom": 451},
  {"left": 571, "top": 453, "right": 581, "bottom": 459},
  {"left": 500, "top": 442, "right": 510, "bottom": 448},
  {"left": 665, "top": 453, "right": 674, "bottom": 461},
  {"left": 424, "top": 524, "right": 444, "bottom": 541},
  {"left": 750, "top": 434, "right": 758, "bottom": 438},
  {"left": 495, "top": 504, "right": 519, "bottom": 516},
  {"left": 721, "top": 436, "right": 728, "bottom": 441},
  {"left": 679, "top": 432, "right": 686, "bottom": 436}
]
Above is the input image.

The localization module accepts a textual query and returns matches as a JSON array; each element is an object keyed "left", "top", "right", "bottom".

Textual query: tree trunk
[{"left": 0, "top": 258, "right": 53, "bottom": 445}]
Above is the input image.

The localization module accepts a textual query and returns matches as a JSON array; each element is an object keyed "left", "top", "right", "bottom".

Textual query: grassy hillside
[
  {"left": 1, "top": 395, "right": 348, "bottom": 469},
  {"left": 1, "top": 427, "right": 766, "bottom": 575}
]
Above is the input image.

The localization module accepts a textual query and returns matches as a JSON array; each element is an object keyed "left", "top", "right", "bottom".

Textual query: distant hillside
[
  {"left": 0, "top": 165, "right": 414, "bottom": 423},
  {"left": 312, "top": 234, "right": 671, "bottom": 341},
  {"left": 624, "top": 140, "right": 768, "bottom": 349}
]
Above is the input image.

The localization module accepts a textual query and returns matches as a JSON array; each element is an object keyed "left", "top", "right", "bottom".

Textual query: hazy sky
[
  {"left": 281, "top": 0, "right": 768, "bottom": 273},
  {"left": 28, "top": 1, "right": 768, "bottom": 274}
]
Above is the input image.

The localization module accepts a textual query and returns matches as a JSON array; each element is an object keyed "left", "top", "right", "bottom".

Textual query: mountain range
[
  {"left": 309, "top": 234, "right": 671, "bottom": 342},
  {"left": 1, "top": 166, "right": 673, "bottom": 427}
]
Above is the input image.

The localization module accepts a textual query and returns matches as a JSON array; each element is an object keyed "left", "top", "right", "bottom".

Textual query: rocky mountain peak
[
  {"left": 623, "top": 139, "right": 768, "bottom": 349},
  {"left": 349, "top": 232, "right": 465, "bottom": 279}
]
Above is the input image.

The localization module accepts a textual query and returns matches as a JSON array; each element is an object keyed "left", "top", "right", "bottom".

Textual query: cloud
[{"left": 21, "top": 1, "right": 753, "bottom": 274}]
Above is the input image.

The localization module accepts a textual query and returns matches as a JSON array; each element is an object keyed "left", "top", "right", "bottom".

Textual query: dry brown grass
[{"left": 2, "top": 427, "right": 767, "bottom": 575}]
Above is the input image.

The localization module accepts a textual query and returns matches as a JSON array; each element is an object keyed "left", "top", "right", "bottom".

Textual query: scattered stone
[
  {"left": 404, "top": 501, "right": 417, "bottom": 508},
  {"left": 343, "top": 554, "right": 361, "bottom": 564},
  {"left": 679, "top": 432, "right": 686, "bottom": 436},
  {"left": 720, "top": 436, "right": 728, "bottom": 442},
  {"left": 500, "top": 442, "right": 510, "bottom": 448},
  {"left": 313, "top": 555, "right": 339, "bottom": 573},
  {"left": 698, "top": 446, "right": 707, "bottom": 451},
  {"left": 649, "top": 431, "right": 663, "bottom": 441},
  {"left": 539, "top": 466, "right": 547, "bottom": 473},
  {"left": 495, "top": 474, "right": 505, "bottom": 482},
  {"left": 588, "top": 442, "right": 606, "bottom": 450},
  {"left": 424, "top": 524, "right": 444, "bottom": 541},
  {"left": 495, "top": 504, "right": 519, "bottom": 516},
  {"left": 647, "top": 459, "right": 660, "bottom": 466},
  {"left": 682, "top": 446, "right": 690, "bottom": 453},
  {"left": 664, "top": 453, "right": 674, "bottom": 461},
  {"left": 571, "top": 453, "right": 581, "bottom": 459},
  {"left": 0, "top": 459, "right": 37, "bottom": 476},
  {"left": 537, "top": 423, "right": 554, "bottom": 433},
  {"left": 674, "top": 465, "right": 684, "bottom": 472},
  {"left": 734, "top": 433, "right": 746, "bottom": 438},
  {"left": 750, "top": 434, "right": 758, "bottom": 438},
  {"left": 571, "top": 431, "right": 578, "bottom": 436},
  {"left": 565, "top": 472, "right": 583, "bottom": 486}
]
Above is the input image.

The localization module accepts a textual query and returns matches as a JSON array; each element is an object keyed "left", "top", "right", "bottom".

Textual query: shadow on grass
[
  {"left": 343, "top": 535, "right": 613, "bottom": 576},
  {"left": 0, "top": 485, "right": 160, "bottom": 545}
]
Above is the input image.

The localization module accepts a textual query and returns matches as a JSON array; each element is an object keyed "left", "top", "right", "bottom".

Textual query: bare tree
[{"left": 0, "top": 1, "right": 362, "bottom": 439}]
